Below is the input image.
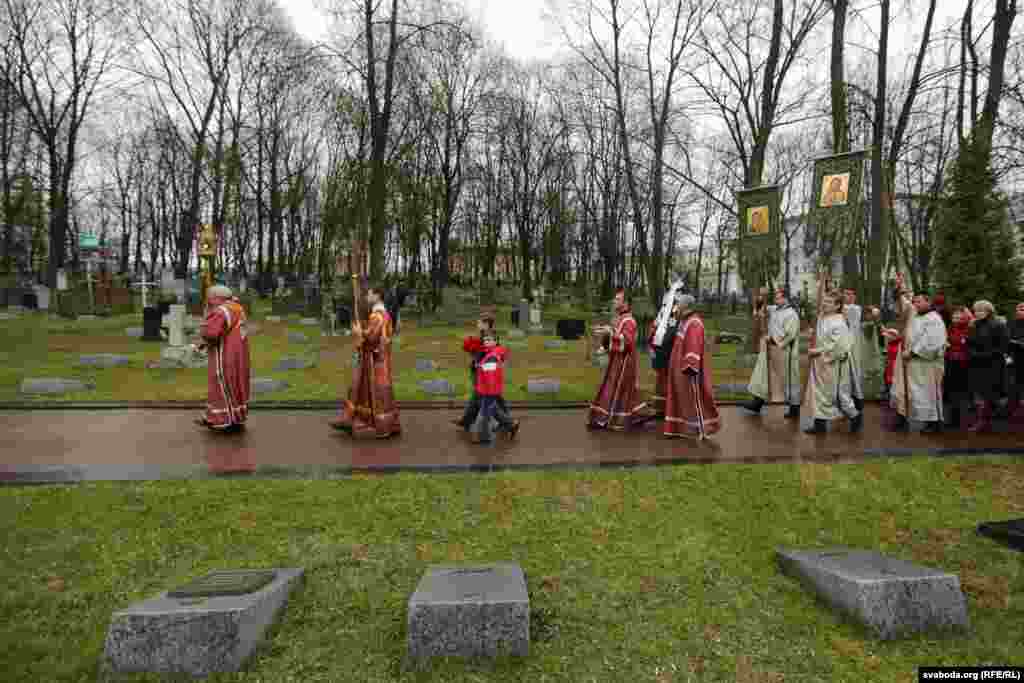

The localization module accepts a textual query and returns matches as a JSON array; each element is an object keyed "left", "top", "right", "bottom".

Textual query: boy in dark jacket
[{"left": 472, "top": 331, "right": 519, "bottom": 443}]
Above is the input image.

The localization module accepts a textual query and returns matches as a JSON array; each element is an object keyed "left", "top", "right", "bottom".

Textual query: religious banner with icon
[
  {"left": 736, "top": 184, "right": 783, "bottom": 290},
  {"left": 808, "top": 150, "right": 866, "bottom": 265}
]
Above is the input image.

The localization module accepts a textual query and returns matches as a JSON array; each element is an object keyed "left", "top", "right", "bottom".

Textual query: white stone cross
[
  {"left": 132, "top": 281, "right": 159, "bottom": 308},
  {"left": 167, "top": 304, "right": 186, "bottom": 347}
]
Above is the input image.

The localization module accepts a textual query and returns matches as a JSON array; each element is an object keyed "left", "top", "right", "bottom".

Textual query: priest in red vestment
[
  {"left": 586, "top": 288, "right": 647, "bottom": 430},
  {"left": 331, "top": 284, "right": 401, "bottom": 438},
  {"left": 196, "top": 285, "right": 251, "bottom": 432},
  {"left": 664, "top": 293, "right": 721, "bottom": 440}
]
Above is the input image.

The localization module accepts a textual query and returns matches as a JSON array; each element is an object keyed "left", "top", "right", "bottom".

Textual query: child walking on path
[{"left": 472, "top": 332, "right": 520, "bottom": 444}]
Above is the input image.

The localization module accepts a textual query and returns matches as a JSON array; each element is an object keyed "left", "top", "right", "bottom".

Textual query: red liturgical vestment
[
  {"left": 587, "top": 310, "right": 647, "bottom": 430},
  {"left": 201, "top": 298, "right": 251, "bottom": 429},
  {"left": 664, "top": 313, "right": 721, "bottom": 438},
  {"left": 334, "top": 304, "right": 401, "bottom": 438}
]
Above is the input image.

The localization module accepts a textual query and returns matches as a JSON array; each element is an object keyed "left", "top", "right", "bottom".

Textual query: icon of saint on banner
[
  {"left": 819, "top": 173, "right": 850, "bottom": 207},
  {"left": 747, "top": 206, "right": 770, "bottom": 235}
]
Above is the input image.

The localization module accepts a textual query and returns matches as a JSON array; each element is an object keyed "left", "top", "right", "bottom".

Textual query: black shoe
[
  {"left": 892, "top": 415, "right": 909, "bottom": 431},
  {"left": 804, "top": 419, "right": 827, "bottom": 435},
  {"left": 742, "top": 398, "right": 765, "bottom": 414},
  {"left": 850, "top": 413, "right": 863, "bottom": 433},
  {"left": 853, "top": 397, "right": 864, "bottom": 413},
  {"left": 784, "top": 405, "right": 800, "bottom": 419},
  {"left": 922, "top": 421, "right": 943, "bottom": 434}
]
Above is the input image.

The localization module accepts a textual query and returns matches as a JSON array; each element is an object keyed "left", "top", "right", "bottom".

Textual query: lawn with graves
[
  {"left": 0, "top": 296, "right": 786, "bottom": 403},
  {"left": 0, "top": 456, "right": 1020, "bottom": 682}
]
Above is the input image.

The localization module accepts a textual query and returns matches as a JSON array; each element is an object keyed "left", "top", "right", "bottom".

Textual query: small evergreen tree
[{"left": 933, "top": 138, "right": 1023, "bottom": 315}]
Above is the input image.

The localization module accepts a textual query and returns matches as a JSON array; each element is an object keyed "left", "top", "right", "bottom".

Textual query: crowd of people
[{"left": 187, "top": 275, "right": 1024, "bottom": 441}]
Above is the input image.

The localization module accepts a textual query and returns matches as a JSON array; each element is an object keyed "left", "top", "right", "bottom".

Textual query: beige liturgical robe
[
  {"left": 748, "top": 304, "right": 801, "bottom": 405},
  {"left": 892, "top": 310, "right": 946, "bottom": 422},
  {"left": 806, "top": 313, "right": 858, "bottom": 421},
  {"left": 844, "top": 304, "right": 865, "bottom": 399}
]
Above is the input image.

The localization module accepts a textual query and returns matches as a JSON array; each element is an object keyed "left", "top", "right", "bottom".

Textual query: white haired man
[
  {"left": 195, "top": 284, "right": 251, "bottom": 432},
  {"left": 742, "top": 287, "right": 801, "bottom": 419}
]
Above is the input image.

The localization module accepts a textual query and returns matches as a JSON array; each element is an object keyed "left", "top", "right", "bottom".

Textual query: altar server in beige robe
[
  {"left": 890, "top": 292, "right": 947, "bottom": 432},
  {"left": 803, "top": 291, "right": 861, "bottom": 434},
  {"left": 742, "top": 287, "right": 802, "bottom": 419}
]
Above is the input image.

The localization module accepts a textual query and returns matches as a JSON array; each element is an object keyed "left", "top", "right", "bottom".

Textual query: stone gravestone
[
  {"left": 33, "top": 284, "right": 50, "bottom": 311},
  {"left": 776, "top": 547, "right": 969, "bottom": 640},
  {"left": 251, "top": 378, "right": 290, "bottom": 395},
  {"left": 125, "top": 327, "right": 144, "bottom": 338},
  {"left": 407, "top": 563, "right": 529, "bottom": 663},
  {"left": 416, "top": 358, "right": 438, "bottom": 372},
  {"left": 299, "top": 317, "right": 318, "bottom": 326},
  {"left": 543, "top": 340, "right": 566, "bottom": 350},
  {"left": 102, "top": 568, "right": 304, "bottom": 677},
  {"left": 288, "top": 331, "right": 308, "bottom": 344},
  {"left": 517, "top": 300, "right": 530, "bottom": 332},
  {"left": 267, "top": 315, "right": 282, "bottom": 323},
  {"left": 527, "top": 378, "right": 560, "bottom": 394},
  {"left": 419, "top": 379, "right": 455, "bottom": 396},
  {"left": 275, "top": 357, "right": 315, "bottom": 371},
  {"left": 20, "top": 378, "right": 96, "bottom": 395},
  {"left": 77, "top": 354, "right": 131, "bottom": 368},
  {"left": 508, "top": 329, "right": 525, "bottom": 338}
]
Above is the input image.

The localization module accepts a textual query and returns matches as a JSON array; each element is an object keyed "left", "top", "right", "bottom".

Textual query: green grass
[
  {"left": 0, "top": 457, "right": 1020, "bottom": 681},
  {"left": 0, "top": 299, "right": 767, "bottom": 403}
]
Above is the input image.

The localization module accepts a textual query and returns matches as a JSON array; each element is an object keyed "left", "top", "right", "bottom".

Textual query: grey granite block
[
  {"left": 20, "top": 378, "right": 96, "bottom": 394},
  {"left": 126, "top": 327, "right": 144, "bottom": 338},
  {"left": 102, "top": 568, "right": 304, "bottom": 677},
  {"left": 416, "top": 358, "right": 438, "bottom": 372},
  {"left": 251, "top": 378, "right": 290, "bottom": 395},
  {"left": 527, "top": 379, "right": 559, "bottom": 394},
  {"left": 543, "top": 340, "right": 566, "bottom": 350},
  {"left": 776, "top": 547, "right": 969, "bottom": 639},
  {"left": 408, "top": 563, "right": 529, "bottom": 662},
  {"left": 299, "top": 317, "right": 318, "bottom": 326},
  {"left": 420, "top": 379, "right": 455, "bottom": 396},
  {"left": 77, "top": 354, "right": 131, "bottom": 368},
  {"left": 274, "top": 358, "right": 315, "bottom": 371},
  {"left": 266, "top": 316, "right": 282, "bottom": 323},
  {"left": 78, "top": 314, "right": 98, "bottom": 321},
  {"left": 508, "top": 329, "right": 526, "bottom": 338},
  {"left": 287, "top": 331, "right": 308, "bottom": 344}
]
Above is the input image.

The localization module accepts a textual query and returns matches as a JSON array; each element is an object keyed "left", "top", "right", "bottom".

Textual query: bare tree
[{"left": 3, "top": 0, "right": 124, "bottom": 287}]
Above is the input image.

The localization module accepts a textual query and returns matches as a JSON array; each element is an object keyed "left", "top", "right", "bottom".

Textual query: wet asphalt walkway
[{"left": 1, "top": 404, "right": 1021, "bottom": 483}]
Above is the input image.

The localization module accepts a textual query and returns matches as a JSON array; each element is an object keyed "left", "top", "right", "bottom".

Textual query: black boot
[
  {"left": 922, "top": 420, "right": 943, "bottom": 433},
  {"left": 853, "top": 397, "right": 864, "bottom": 413},
  {"left": 850, "top": 413, "right": 863, "bottom": 433},
  {"left": 742, "top": 397, "right": 765, "bottom": 414},
  {"left": 784, "top": 404, "right": 800, "bottom": 419},
  {"left": 804, "top": 419, "right": 827, "bottom": 434},
  {"left": 892, "top": 413, "right": 909, "bottom": 431}
]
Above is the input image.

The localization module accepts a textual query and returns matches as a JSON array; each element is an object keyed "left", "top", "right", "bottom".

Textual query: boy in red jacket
[
  {"left": 473, "top": 331, "right": 519, "bottom": 443},
  {"left": 453, "top": 311, "right": 509, "bottom": 430}
]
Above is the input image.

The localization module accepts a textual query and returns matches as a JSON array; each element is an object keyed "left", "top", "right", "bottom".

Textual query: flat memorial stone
[
  {"left": 416, "top": 358, "right": 438, "bottom": 372},
  {"left": 287, "top": 331, "right": 308, "bottom": 344},
  {"left": 420, "top": 379, "right": 455, "bottom": 396},
  {"left": 125, "top": 327, "right": 144, "bottom": 338},
  {"left": 527, "top": 379, "right": 559, "bottom": 395},
  {"left": 21, "top": 378, "right": 96, "bottom": 394},
  {"left": 508, "top": 329, "right": 526, "bottom": 338},
  {"left": 408, "top": 563, "right": 529, "bottom": 662},
  {"left": 275, "top": 357, "right": 315, "bottom": 371},
  {"left": 977, "top": 518, "right": 1024, "bottom": 551},
  {"left": 0, "top": 312, "right": 17, "bottom": 320},
  {"left": 266, "top": 315, "right": 282, "bottom": 323},
  {"left": 78, "top": 314, "right": 98, "bottom": 321},
  {"left": 252, "top": 378, "right": 290, "bottom": 395},
  {"left": 299, "top": 317, "right": 318, "bottom": 326},
  {"left": 77, "top": 354, "right": 131, "bottom": 368},
  {"left": 102, "top": 568, "right": 304, "bottom": 677},
  {"left": 543, "top": 340, "right": 566, "bottom": 350},
  {"left": 776, "top": 547, "right": 969, "bottom": 639}
]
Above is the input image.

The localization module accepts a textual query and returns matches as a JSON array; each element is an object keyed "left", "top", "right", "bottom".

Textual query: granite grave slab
[
  {"left": 527, "top": 379, "right": 560, "bottom": 394},
  {"left": 416, "top": 359, "right": 438, "bottom": 372},
  {"left": 543, "top": 340, "right": 567, "bottom": 350},
  {"left": 776, "top": 547, "right": 969, "bottom": 639},
  {"left": 508, "top": 329, "right": 526, "bottom": 338},
  {"left": 21, "top": 378, "right": 96, "bottom": 394},
  {"left": 408, "top": 563, "right": 529, "bottom": 663},
  {"left": 274, "top": 358, "right": 315, "bottom": 371},
  {"left": 251, "top": 378, "right": 291, "bottom": 395},
  {"left": 420, "top": 379, "right": 455, "bottom": 396},
  {"left": 299, "top": 317, "right": 318, "bottom": 326},
  {"left": 125, "top": 327, "right": 144, "bottom": 338},
  {"left": 102, "top": 568, "right": 304, "bottom": 677},
  {"left": 77, "top": 354, "right": 131, "bottom": 368},
  {"left": 287, "top": 331, "right": 308, "bottom": 344},
  {"left": 266, "top": 316, "right": 282, "bottom": 323}
]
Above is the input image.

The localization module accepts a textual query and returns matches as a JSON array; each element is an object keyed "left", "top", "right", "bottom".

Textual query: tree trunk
[{"left": 866, "top": 0, "right": 890, "bottom": 310}]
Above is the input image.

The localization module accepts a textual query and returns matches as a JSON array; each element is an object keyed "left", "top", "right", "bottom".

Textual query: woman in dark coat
[
  {"left": 1008, "top": 301, "right": 1024, "bottom": 423},
  {"left": 966, "top": 300, "right": 1009, "bottom": 432}
]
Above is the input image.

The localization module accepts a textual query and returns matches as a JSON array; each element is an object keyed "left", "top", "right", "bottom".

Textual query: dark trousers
[
  {"left": 476, "top": 395, "right": 514, "bottom": 442},
  {"left": 944, "top": 360, "right": 970, "bottom": 427},
  {"left": 461, "top": 387, "right": 509, "bottom": 426}
]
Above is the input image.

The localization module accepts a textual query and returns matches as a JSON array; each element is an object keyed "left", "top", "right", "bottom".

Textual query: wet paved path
[{"left": 1, "top": 404, "right": 1021, "bottom": 483}]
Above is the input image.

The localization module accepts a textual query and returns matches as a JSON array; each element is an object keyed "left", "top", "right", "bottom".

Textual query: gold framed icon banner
[
  {"left": 808, "top": 150, "right": 866, "bottom": 265},
  {"left": 736, "top": 184, "right": 783, "bottom": 290}
]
